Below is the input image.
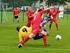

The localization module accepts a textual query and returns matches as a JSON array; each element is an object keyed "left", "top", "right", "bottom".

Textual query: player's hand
[
  {"left": 29, "top": 33, "right": 34, "bottom": 38},
  {"left": 51, "top": 16, "right": 53, "bottom": 19}
]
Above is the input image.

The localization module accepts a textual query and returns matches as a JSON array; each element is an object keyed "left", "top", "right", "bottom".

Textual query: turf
[{"left": 0, "top": 11, "right": 70, "bottom": 53}]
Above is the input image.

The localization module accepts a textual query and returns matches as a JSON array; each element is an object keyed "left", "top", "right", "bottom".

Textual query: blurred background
[{"left": 0, "top": 0, "right": 70, "bottom": 24}]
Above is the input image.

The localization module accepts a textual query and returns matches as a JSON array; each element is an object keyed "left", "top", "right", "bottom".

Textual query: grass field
[{"left": 0, "top": 12, "right": 70, "bottom": 53}]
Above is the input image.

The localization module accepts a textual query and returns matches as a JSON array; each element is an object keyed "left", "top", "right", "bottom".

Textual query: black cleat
[
  {"left": 18, "top": 43, "right": 22, "bottom": 48},
  {"left": 18, "top": 45, "right": 22, "bottom": 48}
]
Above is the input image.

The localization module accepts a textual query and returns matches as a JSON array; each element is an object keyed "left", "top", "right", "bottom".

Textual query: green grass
[{"left": 0, "top": 12, "right": 70, "bottom": 53}]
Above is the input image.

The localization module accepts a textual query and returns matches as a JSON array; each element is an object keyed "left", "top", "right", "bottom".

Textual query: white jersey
[{"left": 59, "top": 5, "right": 64, "bottom": 18}]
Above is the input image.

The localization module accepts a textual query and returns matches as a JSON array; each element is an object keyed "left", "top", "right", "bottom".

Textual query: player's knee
[
  {"left": 29, "top": 33, "right": 34, "bottom": 38},
  {"left": 41, "top": 30, "right": 47, "bottom": 35},
  {"left": 55, "top": 22, "right": 58, "bottom": 26}
]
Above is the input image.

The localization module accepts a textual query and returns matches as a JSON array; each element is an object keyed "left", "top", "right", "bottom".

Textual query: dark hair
[
  {"left": 16, "top": 27, "right": 20, "bottom": 32},
  {"left": 22, "top": 28, "right": 27, "bottom": 32},
  {"left": 38, "top": 9, "right": 43, "bottom": 12}
]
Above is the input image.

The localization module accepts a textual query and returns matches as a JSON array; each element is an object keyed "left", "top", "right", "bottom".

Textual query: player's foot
[
  {"left": 18, "top": 43, "right": 22, "bottom": 48},
  {"left": 44, "top": 43, "right": 49, "bottom": 47}
]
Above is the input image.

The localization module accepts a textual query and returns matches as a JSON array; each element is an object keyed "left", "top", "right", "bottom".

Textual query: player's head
[
  {"left": 39, "top": 5, "right": 44, "bottom": 9},
  {"left": 38, "top": 5, "right": 44, "bottom": 12},
  {"left": 27, "top": 6, "right": 33, "bottom": 11}
]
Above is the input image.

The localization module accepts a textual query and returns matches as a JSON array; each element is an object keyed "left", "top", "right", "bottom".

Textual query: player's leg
[
  {"left": 14, "top": 16, "right": 19, "bottom": 23},
  {"left": 19, "top": 27, "right": 41, "bottom": 48},
  {"left": 49, "top": 19, "right": 53, "bottom": 30},
  {"left": 16, "top": 26, "right": 23, "bottom": 48},
  {"left": 33, "top": 33, "right": 43, "bottom": 40},
  {"left": 18, "top": 27, "right": 31, "bottom": 48},
  {"left": 41, "top": 30, "right": 48, "bottom": 47},
  {"left": 13, "top": 16, "right": 16, "bottom": 23},
  {"left": 18, "top": 37, "right": 24, "bottom": 48},
  {"left": 27, "top": 20, "right": 31, "bottom": 27},
  {"left": 16, "top": 17, "right": 19, "bottom": 23},
  {"left": 18, "top": 32, "right": 24, "bottom": 48},
  {"left": 33, "top": 31, "right": 48, "bottom": 47},
  {"left": 33, "top": 27, "right": 48, "bottom": 47},
  {"left": 18, "top": 32, "right": 30, "bottom": 48},
  {"left": 54, "top": 19, "right": 58, "bottom": 30},
  {"left": 20, "top": 28, "right": 40, "bottom": 45},
  {"left": 17, "top": 27, "right": 30, "bottom": 48},
  {"left": 18, "top": 34, "right": 34, "bottom": 48},
  {"left": 18, "top": 35, "right": 30, "bottom": 48},
  {"left": 21, "top": 35, "right": 30, "bottom": 45}
]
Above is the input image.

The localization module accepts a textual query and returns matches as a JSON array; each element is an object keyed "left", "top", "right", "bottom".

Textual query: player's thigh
[
  {"left": 54, "top": 19, "right": 58, "bottom": 25},
  {"left": 41, "top": 29, "right": 47, "bottom": 35},
  {"left": 50, "top": 19, "right": 53, "bottom": 24}
]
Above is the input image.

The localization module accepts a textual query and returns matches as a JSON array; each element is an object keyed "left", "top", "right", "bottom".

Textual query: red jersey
[
  {"left": 47, "top": 8, "right": 60, "bottom": 19},
  {"left": 32, "top": 9, "right": 44, "bottom": 35},
  {"left": 26, "top": 10, "right": 34, "bottom": 20},
  {"left": 13, "top": 7, "right": 20, "bottom": 16},
  {"left": 26, "top": 10, "right": 34, "bottom": 27}
]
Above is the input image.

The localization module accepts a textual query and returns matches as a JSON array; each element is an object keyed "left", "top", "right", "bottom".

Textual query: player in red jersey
[
  {"left": 26, "top": 6, "right": 34, "bottom": 27},
  {"left": 47, "top": 6, "right": 60, "bottom": 30},
  {"left": 30, "top": 7, "right": 48, "bottom": 47},
  {"left": 18, "top": 6, "right": 48, "bottom": 48},
  {"left": 13, "top": 6, "right": 20, "bottom": 23}
]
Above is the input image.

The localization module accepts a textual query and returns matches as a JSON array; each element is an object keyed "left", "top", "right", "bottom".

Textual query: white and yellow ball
[{"left": 56, "top": 34, "right": 62, "bottom": 40}]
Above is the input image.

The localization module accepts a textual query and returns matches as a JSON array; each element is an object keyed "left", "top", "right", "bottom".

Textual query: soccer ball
[{"left": 56, "top": 35, "right": 62, "bottom": 40}]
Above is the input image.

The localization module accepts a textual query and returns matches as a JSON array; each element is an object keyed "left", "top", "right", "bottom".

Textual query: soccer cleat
[
  {"left": 18, "top": 43, "right": 22, "bottom": 48},
  {"left": 18, "top": 45, "right": 22, "bottom": 48}
]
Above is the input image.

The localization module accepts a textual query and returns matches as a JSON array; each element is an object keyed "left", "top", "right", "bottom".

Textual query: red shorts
[
  {"left": 32, "top": 26, "right": 41, "bottom": 36},
  {"left": 50, "top": 18, "right": 58, "bottom": 25}
]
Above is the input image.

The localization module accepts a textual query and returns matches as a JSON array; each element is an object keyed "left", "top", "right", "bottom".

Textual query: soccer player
[
  {"left": 13, "top": 6, "right": 20, "bottom": 23},
  {"left": 26, "top": 6, "right": 34, "bottom": 27},
  {"left": 17, "top": 26, "right": 32, "bottom": 45},
  {"left": 58, "top": 5, "right": 64, "bottom": 19},
  {"left": 40, "top": 16, "right": 51, "bottom": 34},
  {"left": 18, "top": 6, "right": 49, "bottom": 48},
  {"left": 47, "top": 6, "right": 60, "bottom": 30}
]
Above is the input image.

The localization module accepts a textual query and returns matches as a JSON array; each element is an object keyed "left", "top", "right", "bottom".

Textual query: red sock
[
  {"left": 21, "top": 36, "right": 30, "bottom": 45},
  {"left": 43, "top": 35, "right": 47, "bottom": 47}
]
